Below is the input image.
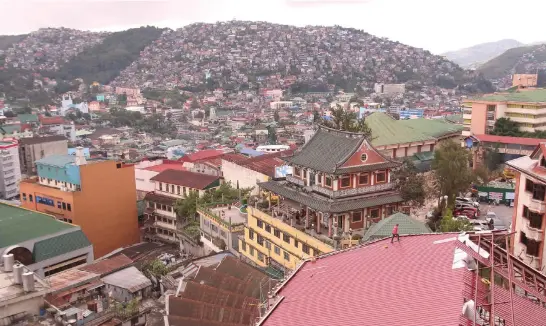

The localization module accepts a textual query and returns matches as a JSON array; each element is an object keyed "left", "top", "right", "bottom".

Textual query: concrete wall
[
  {"left": 0, "top": 295, "right": 44, "bottom": 326},
  {"left": 470, "top": 103, "right": 488, "bottom": 135},
  {"left": 20, "top": 140, "right": 68, "bottom": 175},
  {"left": 222, "top": 160, "right": 268, "bottom": 196}
]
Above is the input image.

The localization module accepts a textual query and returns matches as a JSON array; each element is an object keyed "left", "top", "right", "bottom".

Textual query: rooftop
[
  {"left": 101, "top": 266, "right": 151, "bottom": 292},
  {"left": 179, "top": 149, "right": 225, "bottom": 163},
  {"left": 208, "top": 205, "right": 246, "bottom": 225},
  {"left": 475, "top": 88, "right": 546, "bottom": 103},
  {"left": 0, "top": 267, "right": 49, "bottom": 304},
  {"left": 143, "top": 162, "right": 187, "bottom": 173},
  {"left": 48, "top": 268, "right": 100, "bottom": 293},
  {"left": 362, "top": 212, "right": 432, "bottom": 242},
  {"left": 18, "top": 135, "right": 67, "bottom": 145},
  {"left": 472, "top": 134, "right": 546, "bottom": 146},
  {"left": 35, "top": 154, "right": 76, "bottom": 167},
  {"left": 0, "top": 203, "right": 74, "bottom": 249},
  {"left": 78, "top": 254, "right": 133, "bottom": 276},
  {"left": 151, "top": 169, "right": 221, "bottom": 190}
]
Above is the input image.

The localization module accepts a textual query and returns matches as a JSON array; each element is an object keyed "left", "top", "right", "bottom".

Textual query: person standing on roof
[{"left": 391, "top": 224, "right": 400, "bottom": 243}]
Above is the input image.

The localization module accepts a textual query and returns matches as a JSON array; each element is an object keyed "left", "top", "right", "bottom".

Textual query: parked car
[
  {"left": 486, "top": 217, "right": 509, "bottom": 231},
  {"left": 469, "top": 219, "right": 489, "bottom": 231},
  {"left": 456, "top": 197, "right": 479, "bottom": 208},
  {"left": 454, "top": 207, "right": 479, "bottom": 219}
]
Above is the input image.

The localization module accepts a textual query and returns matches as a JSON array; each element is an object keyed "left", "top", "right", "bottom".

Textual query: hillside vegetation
[{"left": 49, "top": 26, "right": 164, "bottom": 84}]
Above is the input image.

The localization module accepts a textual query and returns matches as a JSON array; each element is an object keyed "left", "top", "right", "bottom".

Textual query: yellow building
[{"left": 239, "top": 207, "right": 334, "bottom": 271}]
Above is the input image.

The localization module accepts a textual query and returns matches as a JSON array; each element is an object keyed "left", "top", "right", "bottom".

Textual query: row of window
[
  {"left": 158, "top": 182, "right": 192, "bottom": 196},
  {"left": 525, "top": 179, "right": 546, "bottom": 201},
  {"left": 21, "top": 193, "right": 72, "bottom": 211},
  {"left": 156, "top": 216, "right": 175, "bottom": 225},
  {"left": 250, "top": 218, "right": 319, "bottom": 256},
  {"left": 148, "top": 202, "right": 174, "bottom": 213},
  {"left": 40, "top": 177, "right": 76, "bottom": 189},
  {"left": 293, "top": 168, "right": 387, "bottom": 189},
  {"left": 203, "top": 219, "right": 228, "bottom": 238},
  {"left": 241, "top": 241, "right": 290, "bottom": 263}
]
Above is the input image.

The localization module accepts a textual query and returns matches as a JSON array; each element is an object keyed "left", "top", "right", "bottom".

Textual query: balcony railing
[
  {"left": 312, "top": 182, "right": 395, "bottom": 198},
  {"left": 529, "top": 199, "right": 546, "bottom": 214},
  {"left": 525, "top": 221, "right": 543, "bottom": 242},
  {"left": 286, "top": 175, "right": 305, "bottom": 186}
]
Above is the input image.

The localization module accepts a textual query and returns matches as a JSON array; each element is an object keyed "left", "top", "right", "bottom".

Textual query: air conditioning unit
[{"left": 60, "top": 186, "right": 68, "bottom": 192}]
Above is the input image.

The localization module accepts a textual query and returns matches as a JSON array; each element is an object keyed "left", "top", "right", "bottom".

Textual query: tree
[
  {"left": 175, "top": 190, "right": 200, "bottom": 221},
  {"left": 319, "top": 105, "right": 372, "bottom": 137},
  {"left": 267, "top": 126, "right": 277, "bottom": 145},
  {"left": 439, "top": 209, "right": 471, "bottom": 232},
  {"left": 484, "top": 143, "right": 503, "bottom": 172},
  {"left": 491, "top": 117, "right": 521, "bottom": 136},
  {"left": 141, "top": 258, "right": 169, "bottom": 279},
  {"left": 393, "top": 159, "right": 426, "bottom": 206},
  {"left": 190, "top": 98, "right": 200, "bottom": 109},
  {"left": 313, "top": 110, "right": 321, "bottom": 123},
  {"left": 432, "top": 140, "right": 475, "bottom": 207}
]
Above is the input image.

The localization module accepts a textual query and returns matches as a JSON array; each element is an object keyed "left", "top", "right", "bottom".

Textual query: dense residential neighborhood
[{"left": 2, "top": 13, "right": 546, "bottom": 326}]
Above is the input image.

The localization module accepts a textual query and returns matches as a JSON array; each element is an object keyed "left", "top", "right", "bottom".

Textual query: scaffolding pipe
[
  {"left": 474, "top": 234, "right": 481, "bottom": 326},
  {"left": 505, "top": 235, "right": 516, "bottom": 326},
  {"left": 489, "top": 234, "right": 495, "bottom": 326}
]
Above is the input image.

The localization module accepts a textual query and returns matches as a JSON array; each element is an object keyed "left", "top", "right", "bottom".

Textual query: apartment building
[
  {"left": 240, "top": 207, "right": 333, "bottom": 271},
  {"left": 198, "top": 203, "right": 245, "bottom": 255},
  {"left": 506, "top": 144, "right": 546, "bottom": 271},
  {"left": 19, "top": 148, "right": 139, "bottom": 258},
  {"left": 18, "top": 135, "right": 68, "bottom": 175},
  {"left": 0, "top": 140, "right": 21, "bottom": 199},
  {"left": 463, "top": 88, "right": 546, "bottom": 135}
]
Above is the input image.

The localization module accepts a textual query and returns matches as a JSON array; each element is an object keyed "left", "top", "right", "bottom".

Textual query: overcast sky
[{"left": 1, "top": 0, "right": 544, "bottom": 54}]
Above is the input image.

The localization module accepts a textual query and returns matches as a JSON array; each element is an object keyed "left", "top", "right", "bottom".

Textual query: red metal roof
[
  {"left": 144, "top": 162, "right": 187, "bottom": 173},
  {"left": 79, "top": 254, "right": 133, "bottom": 276},
  {"left": 151, "top": 170, "right": 220, "bottom": 189},
  {"left": 39, "top": 115, "right": 66, "bottom": 125},
  {"left": 263, "top": 234, "right": 466, "bottom": 326},
  {"left": 473, "top": 134, "right": 546, "bottom": 146},
  {"left": 178, "top": 149, "right": 225, "bottom": 163}
]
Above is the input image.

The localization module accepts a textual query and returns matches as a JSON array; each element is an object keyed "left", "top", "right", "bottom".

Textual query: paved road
[{"left": 479, "top": 203, "right": 514, "bottom": 228}]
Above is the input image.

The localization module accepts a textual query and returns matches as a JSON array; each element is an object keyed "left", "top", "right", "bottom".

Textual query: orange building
[{"left": 19, "top": 148, "right": 139, "bottom": 258}]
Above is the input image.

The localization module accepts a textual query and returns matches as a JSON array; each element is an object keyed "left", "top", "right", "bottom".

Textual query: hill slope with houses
[{"left": 0, "top": 22, "right": 494, "bottom": 105}]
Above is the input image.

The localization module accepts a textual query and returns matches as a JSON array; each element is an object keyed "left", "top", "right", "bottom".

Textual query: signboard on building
[{"left": 275, "top": 165, "right": 293, "bottom": 178}]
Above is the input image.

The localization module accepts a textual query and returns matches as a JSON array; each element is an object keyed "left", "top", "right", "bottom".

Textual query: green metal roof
[
  {"left": 33, "top": 230, "right": 91, "bottom": 262},
  {"left": 0, "top": 203, "right": 74, "bottom": 248},
  {"left": 398, "top": 118, "right": 464, "bottom": 139},
  {"left": 1, "top": 124, "right": 21, "bottom": 134},
  {"left": 367, "top": 113, "right": 434, "bottom": 147},
  {"left": 16, "top": 114, "right": 39, "bottom": 123},
  {"left": 362, "top": 212, "right": 432, "bottom": 242},
  {"left": 35, "top": 154, "right": 76, "bottom": 167},
  {"left": 476, "top": 89, "right": 546, "bottom": 103}
]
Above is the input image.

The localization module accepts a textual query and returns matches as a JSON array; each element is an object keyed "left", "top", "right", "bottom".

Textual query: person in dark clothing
[{"left": 391, "top": 223, "right": 400, "bottom": 243}]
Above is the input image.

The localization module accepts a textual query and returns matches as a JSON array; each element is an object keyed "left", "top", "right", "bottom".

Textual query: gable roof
[
  {"left": 35, "top": 154, "right": 76, "bottom": 167},
  {"left": 33, "top": 230, "right": 92, "bottom": 262},
  {"left": 79, "top": 254, "right": 133, "bottom": 276},
  {"left": 101, "top": 266, "right": 151, "bottom": 292},
  {"left": 150, "top": 169, "right": 221, "bottom": 189},
  {"left": 284, "top": 126, "right": 396, "bottom": 174},
  {"left": 362, "top": 212, "right": 432, "bottom": 242}
]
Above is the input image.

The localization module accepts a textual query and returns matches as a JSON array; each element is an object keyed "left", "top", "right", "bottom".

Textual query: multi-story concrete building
[
  {"left": 198, "top": 203, "right": 245, "bottom": 255},
  {"left": 463, "top": 88, "right": 546, "bottom": 135},
  {"left": 0, "top": 140, "right": 21, "bottom": 199},
  {"left": 0, "top": 203, "right": 93, "bottom": 278},
  {"left": 506, "top": 144, "right": 546, "bottom": 271},
  {"left": 18, "top": 135, "right": 68, "bottom": 175},
  {"left": 19, "top": 148, "right": 140, "bottom": 258}
]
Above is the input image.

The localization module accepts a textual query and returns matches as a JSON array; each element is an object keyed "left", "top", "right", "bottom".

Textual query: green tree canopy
[
  {"left": 393, "top": 159, "right": 426, "bottom": 206},
  {"left": 319, "top": 105, "right": 372, "bottom": 138}
]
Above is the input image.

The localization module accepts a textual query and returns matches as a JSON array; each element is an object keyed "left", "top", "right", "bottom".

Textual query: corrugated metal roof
[
  {"left": 101, "top": 266, "right": 152, "bottom": 292},
  {"left": 35, "top": 154, "right": 76, "bottom": 167},
  {"left": 151, "top": 170, "right": 220, "bottom": 189},
  {"left": 366, "top": 112, "right": 434, "bottom": 147},
  {"left": 79, "top": 254, "right": 133, "bottom": 276},
  {"left": 33, "top": 229, "right": 92, "bottom": 262}
]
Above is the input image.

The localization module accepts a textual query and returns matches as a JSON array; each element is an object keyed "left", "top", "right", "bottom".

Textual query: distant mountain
[
  {"left": 477, "top": 43, "right": 546, "bottom": 88},
  {"left": 442, "top": 39, "right": 523, "bottom": 68}
]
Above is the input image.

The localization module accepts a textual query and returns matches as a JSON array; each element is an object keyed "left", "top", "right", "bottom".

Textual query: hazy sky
[{"left": 1, "top": 0, "right": 545, "bottom": 53}]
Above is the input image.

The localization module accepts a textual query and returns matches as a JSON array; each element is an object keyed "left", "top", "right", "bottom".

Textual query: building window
[
  {"left": 241, "top": 242, "right": 247, "bottom": 252},
  {"left": 294, "top": 167, "right": 300, "bottom": 178},
  {"left": 283, "top": 233, "right": 291, "bottom": 244},
  {"left": 29, "top": 195, "right": 33, "bottom": 202},
  {"left": 159, "top": 183, "right": 163, "bottom": 191},
  {"left": 274, "top": 246, "right": 280, "bottom": 255},
  {"left": 22, "top": 193, "right": 27, "bottom": 201},
  {"left": 265, "top": 241, "right": 271, "bottom": 250},
  {"left": 369, "top": 208, "right": 380, "bottom": 219},
  {"left": 211, "top": 224, "right": 218, "bottom": 233},
  {"left": 249, "top": 229, "right": 254, "bottom": 240},
  {"left": 204, "top": 219, "right": 210, "bottom": 227},
  {"left": 352, "top": 211, "right": 362, "bottom": 222},
  {"left": 522, "top": 206, "right": 544, "bottom": 229},
  {"left": 265, "top": 224, "right": 272, "bottom": 233},
  {"left": 324, "top": 176, "right": 332, "bottom": 187},
  {"left": 340, "top": 175, "right": 351, "bottom": 188},
  {"left": 220, "top": 230, "right": 226, "bottom": 238},
  {"left": 256, "top": 219, "right": 264, "bottom": 228},
  {"left": 385, "top": 205, "right": 395, "bottom": 216},
  {"left": 274, "top": 229, "right": 280, "bottom": 238},
  {"left": 257, "top": 234, "right": 264, "bottom": 246},
  {"left": 358, "top": 173, "right": 369, "bottom": 185},
  {"left": 302, "top": 244, "right": 310, "bottom": 254},
  {"left": 67, "top": 203, "right": 71, "bottom": 211},
  {"left": 250, "top": 247, "right": 255, "bottom": 256},
  {"left": 57, "top": 201, "right": 62, "bottom": 209},
  {"left": 294, "top": 240, "right": 299, "bottom": 248},
  {"left": 360, "top": 153, "right": 368, "bottom": 162},
  {"left": 375, "top": 171, "right": 387, "bottom": 183},
  {"left": 62, "top": 202, "right": 67, "bottom": 210},
  {"left": 171, "top": 185, "right": 175, "bottom": 193},
  {"left": 284, "top": 251, "right": 290, "bottom": 261},
  {"left": 257, "top": 252, "right": 264, "bottom": 262},
  {"left": 177, "top": 186, "right": 180, "bottom": 195}
]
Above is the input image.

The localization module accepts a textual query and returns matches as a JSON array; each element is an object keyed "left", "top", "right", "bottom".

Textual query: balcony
[
  {"left": 524, "top": 221, "right": 543, "bottom": 242},
  {"left": 311, "top": 183, "right": 395, "bottom": 198},
  {"left": 286, "top": 175, "right": 305, "bottom": 187},
  {"left": 529, "top": 199, "right": 546, "bottom": 214}
]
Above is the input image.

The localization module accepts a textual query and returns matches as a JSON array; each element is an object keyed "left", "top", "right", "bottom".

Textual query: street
[{"left": 479, "top": 203, "right": 514, "bottom": 228}]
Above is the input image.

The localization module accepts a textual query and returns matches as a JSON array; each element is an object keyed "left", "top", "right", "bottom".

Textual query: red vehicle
[{"left": 454, "top": 207, "right": 479, "bottom": 219}]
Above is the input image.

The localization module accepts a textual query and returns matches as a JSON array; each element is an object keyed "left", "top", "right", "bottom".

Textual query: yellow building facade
[{"left": 239, "top": 207, "right": 334, "bottom": 270}]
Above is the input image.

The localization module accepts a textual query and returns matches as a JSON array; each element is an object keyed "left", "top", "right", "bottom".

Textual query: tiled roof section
[
  {"left": 362, "top": 212, "right": 432, "bottom": 242},
  {"left": 473, "top": 134, "right": 546, "bottom": 146},
  {"left": 181, "top": 281, "right": 260, "bottom": 313},
  {"left": 192, "top": 265, "right": 263, "bottom": 299},
  {"left": 143, "top": 192, "right": 176, "bottom": 205},
  {"left": 39, "top": 115, "right": 66, "bottom": 125},
  {"left": 0, "top": 203, "right": 74, "bottom": 248},
  {"left": 180, "top": 149, "right": 225, "bottom": 162},
  {"left": 259, "top": 180, "right": 403, "bottom": 213},
  {"left": 18, "top": 135, "right": 67, "bottom": 145},
  {"left": 283, "top": 127, "right": 364, "bottom": 173},
  {"left": 79, "top": 254, "right": 133, "bottom": 276},
  {"left": 33, "top": 230, "right": 92, "bottom": 262},
  {"left": 167, "top": 315, "right": 242, "bottom": 326},
  {"left": 35, "top": 154, "right": 76, "bottom": 167},
  {"left": 215, "top": 255, "right": 277, "bottom": 289},
  {"left": 239, "top": 155, "right": 285, "bottom": 177},
  {"left": 151, "top": 170, "right": 221, "bottom": 189},
  {"left": 398, "top": 118, "right": 464, "bottom": 139},
  {"left": 262, "top": 234, "right": 465, "bottom": 326},
  {"left": 143, "top": 162, "right": 187, "bottom": 173}
]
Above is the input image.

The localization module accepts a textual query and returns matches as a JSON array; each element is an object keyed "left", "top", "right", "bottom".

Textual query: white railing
[
  {"left": 529, "top": 199, "right": 546, "bottom": 213},
  {"left": 286, "top": 175, "right": 305, "bottom": 186},
  {"left": 311, "top": 183, "right": 395, "bottom": 198}
]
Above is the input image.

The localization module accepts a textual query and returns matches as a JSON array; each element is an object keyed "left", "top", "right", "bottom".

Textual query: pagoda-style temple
[{"left": 258, "top": 126, "right": 406, "bottom": 238}]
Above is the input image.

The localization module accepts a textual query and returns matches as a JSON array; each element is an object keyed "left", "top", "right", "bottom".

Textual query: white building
[
  {"left": 0, "top": 140, "right": 21, "bottom": 199},
  {"left": 270, "top": 101, "right": 293, "bottom": 110},
  {"left": 506, "top": 144, "right": 546, "bottom": 272}
]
